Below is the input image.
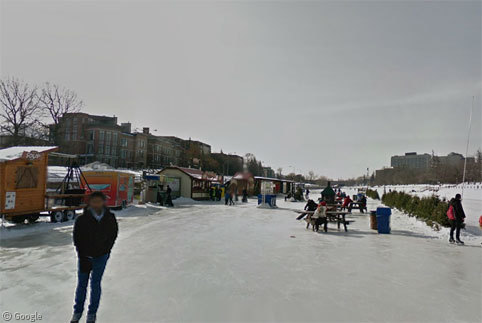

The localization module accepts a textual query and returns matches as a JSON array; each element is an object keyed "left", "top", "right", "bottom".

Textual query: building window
[
  {"left": 121, "top": 138, "right": 127, "bottom": 147},
  {"left": 15, "top": 166, "right": 39, "bottom": 189},
  {"left": 111, "top": 146, "right": 116, "bottom": 156},
  {"left": 99, "top": 130, "right": 105, "bottom": 142},
  {"left": 98, "top": 144, "right": 104, "bottom": 154},
  {"left": 106, "top": 131, "right": 111, "bottom": 144},
  {"left": 121, "top": 150, "right": 127, "bottom": 158},
  {"left": 105, "top": 145, "right": 111, "bottom": 155},
  {"left": 87, "top": 143, "right": 94, "bottom": 154},
  {"left": 112, "top": 133, "right": 118, "bottom": 145},
  {"left": 88, "top": 130, "right": 95, "bottom": 140},
  {"left": 72, "top": 127, "right": 77, "bottom": 140},
  {"left": 65, "top": 131, "right": 70, "bottom": 141}
]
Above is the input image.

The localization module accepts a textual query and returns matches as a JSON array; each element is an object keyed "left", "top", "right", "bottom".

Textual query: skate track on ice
[{"left": 1, "top": 195, "right": 481, "bottom": 322}]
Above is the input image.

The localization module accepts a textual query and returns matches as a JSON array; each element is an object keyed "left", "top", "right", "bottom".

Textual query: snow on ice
[{"left": 1, "top": 188, "right": 481, "bottom": 322}]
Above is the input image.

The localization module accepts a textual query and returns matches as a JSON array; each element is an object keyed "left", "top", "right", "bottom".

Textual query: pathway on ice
[{"left": 1, "top": 199, "right": 481, "bottom": 322}]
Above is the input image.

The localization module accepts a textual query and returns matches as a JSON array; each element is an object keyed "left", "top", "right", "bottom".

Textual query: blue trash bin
[
  {"left": 257, "top": 194, "right": 277, "bottom": 207},
  {"left": 376, "top": 207, "right": 391, "bottom": 234}
]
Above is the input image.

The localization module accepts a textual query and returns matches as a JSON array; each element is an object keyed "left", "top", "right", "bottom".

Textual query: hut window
[{"left": 15, "top": 166, "right": 39, "bottom": 189}]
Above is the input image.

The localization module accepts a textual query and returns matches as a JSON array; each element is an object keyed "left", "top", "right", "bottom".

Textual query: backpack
[{"left": 446, "top": 205, "right": 455, "bottom": 220}]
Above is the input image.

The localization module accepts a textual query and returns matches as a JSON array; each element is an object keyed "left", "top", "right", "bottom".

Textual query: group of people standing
[
  {"left": 210, "top": 186, "right": 223, "bottom": 201},
  {"left": 209, "top": 185, "right": 249, "bottom": 206}
]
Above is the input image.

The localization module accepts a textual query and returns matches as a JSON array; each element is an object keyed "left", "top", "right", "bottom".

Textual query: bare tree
[
  {"left": 276, "top": 167, "right": 283, "bottom": 178},
  {"left": 39, "top": 82, "right": 83, "bottom": 145},
  {"left": 307, "top": 170, "right": 316, "bottom": 182},
  {"left": 0, "top": 78, "right": 41, "bottom": 145}
]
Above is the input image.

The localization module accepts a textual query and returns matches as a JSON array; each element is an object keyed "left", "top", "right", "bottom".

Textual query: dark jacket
[
  {"left": 452, "top": 199, "right": 466, "bottom": 221},
  {"left": 304, "top": 200, "right": 318, "bottom": 211},
  {"left": 73, "top": 208, "right": 118, "bottom": 258}
]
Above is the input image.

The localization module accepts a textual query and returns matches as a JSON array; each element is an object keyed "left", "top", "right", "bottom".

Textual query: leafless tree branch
[{"left": 0, "top": 78, "right": 41, "bottom": 144}]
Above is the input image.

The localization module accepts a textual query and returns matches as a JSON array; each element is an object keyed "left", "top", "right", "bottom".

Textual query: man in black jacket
[
  {"left": 450, "top": 193, "right": 466, "bottom": 245},
  {"left": 297, "top": 199, "right": 318, "bottom": 220},
  {"left": 71, "top": 191, "right": 118, "bottom": 323}
]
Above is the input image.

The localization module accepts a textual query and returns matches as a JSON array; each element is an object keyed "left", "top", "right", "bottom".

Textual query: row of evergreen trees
[{"left": 381, "top": 191, "right": 451, "bottom": 227}]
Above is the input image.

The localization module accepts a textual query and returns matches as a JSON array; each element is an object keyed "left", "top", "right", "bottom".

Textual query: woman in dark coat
[{"left": 449, "top": 194, "right": 466, "bottom": 244}]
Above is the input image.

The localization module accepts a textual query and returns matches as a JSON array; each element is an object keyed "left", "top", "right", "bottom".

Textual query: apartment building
[
  {"left": 55, "top": 113, "right": 211, "bottom": 169},
  {"left": 390, "top": 152, "right": 432, "bottom": 169},
  {"left": 57, "top": 113, "right": 147, "bottom": 168}
]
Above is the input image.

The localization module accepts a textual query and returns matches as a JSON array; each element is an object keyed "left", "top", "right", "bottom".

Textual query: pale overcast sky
[{"left": 1, "top": 0, "right": 481, "bottom": 178}]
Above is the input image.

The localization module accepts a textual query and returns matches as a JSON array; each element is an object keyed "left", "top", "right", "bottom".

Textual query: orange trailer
[
  {"left": 0, "top": 146, "right": 86, "bottom": 223},
  {"left": 81, "top": 170, "right": 134, "bottom": 209}
]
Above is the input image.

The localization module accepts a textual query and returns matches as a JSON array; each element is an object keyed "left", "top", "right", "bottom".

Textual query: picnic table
[
  {"left": 325, "top": 211, "right": 352, "bottom": 232},
  {"left": 294, "top": 210, "right": 353, "bottom": 232},
  {"left": 349, "top": 202, "right": 367, "bottom": 212}
]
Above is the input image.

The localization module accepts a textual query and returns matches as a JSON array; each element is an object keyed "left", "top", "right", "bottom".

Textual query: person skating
[
  {"left": 242, "top": 188, "right": 248, "bottom": 203},
  {"left": 71, "top": 192, "right": 118, "bottom": 323},
  {"left": 448, "top": 194, "right": 466, "bottom": 245},
  {"left": 359, "top": 195, "right": 367, "bottom": 213},
  {"left": 165, "top": 185, "right": 174, "bottom": 207},
  {"left": 210, "top": 187, "right": 216, "bottom": 201},
  {"left": 225, "top": 191, "right": 230, "bottom": 205},
  {"left": 229, "top": 189, "right": 235, "bottom": 205}
]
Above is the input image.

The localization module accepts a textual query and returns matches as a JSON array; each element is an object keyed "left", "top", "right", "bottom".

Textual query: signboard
[
  {"left": 5, "top": 192, "right": 16, "bottom": 210},
  {"left": 22, "top": 151, "right": 42, "bottom": 161},
  {"left": 260, "top": 181, "right": 274, "bottom": 195}
]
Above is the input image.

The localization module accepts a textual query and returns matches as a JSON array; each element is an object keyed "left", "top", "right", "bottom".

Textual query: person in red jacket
[{"left": 342, "top": 196, "right": 353, "bottom": 211}]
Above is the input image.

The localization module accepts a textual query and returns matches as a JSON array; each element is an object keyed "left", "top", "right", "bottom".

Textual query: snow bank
[{"left": 364, "top": 184, "right": 482, "bottom": 235}]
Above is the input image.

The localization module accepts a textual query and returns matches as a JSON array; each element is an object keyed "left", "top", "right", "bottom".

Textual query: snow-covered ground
[
  {"left": 367, "top": 184, "right": 482, "bottom": 235},
  {"left": 1, "top": 193, "right": 481, "bottom": 322}
]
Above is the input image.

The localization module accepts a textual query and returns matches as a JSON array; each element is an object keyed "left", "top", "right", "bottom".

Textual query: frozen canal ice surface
[{"left": 1, "top": 193, "right": 481, "bottom": 322}]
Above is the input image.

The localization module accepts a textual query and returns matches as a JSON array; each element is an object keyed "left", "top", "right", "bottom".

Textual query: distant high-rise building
[{"left": 390, "top": 152, "right": 432, "bottom": 169}]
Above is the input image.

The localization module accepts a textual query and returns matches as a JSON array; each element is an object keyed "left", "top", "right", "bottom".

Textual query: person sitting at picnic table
[
  {"left": 297, "top": 199, "right": 318, "bottom": 220},
  {"left": 342, "top": 195, "right": 353, "bottom": 211},
  {"left": 311, "top": 201, "right": 327, "bottom": 232}
]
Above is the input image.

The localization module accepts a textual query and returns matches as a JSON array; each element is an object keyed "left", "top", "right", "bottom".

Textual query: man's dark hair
[
  {"left": 455, "top": 193, "right": 461, "bottom": 200},
  {"left": 89, "top": 191, "right": 106, "bottom": 201}
]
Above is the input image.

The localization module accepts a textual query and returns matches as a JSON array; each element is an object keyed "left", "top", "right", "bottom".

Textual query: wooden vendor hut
[
  {"left": 230, "top": 172, "right": 255, "bottom": 195},
  {"left": 0, "top": 146, "right": 56, "bottom": 223},
  {"left": 157, "top": 166, "right": 218, "bottom": 200}
]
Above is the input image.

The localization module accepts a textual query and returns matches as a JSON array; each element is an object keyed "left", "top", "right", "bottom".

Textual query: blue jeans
[{"left": 73, "top": 253, "right": 110, "bottom": 316}]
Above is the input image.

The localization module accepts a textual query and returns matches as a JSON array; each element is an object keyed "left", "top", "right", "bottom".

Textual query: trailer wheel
[
  {"left": 50, "top": 211, "right": 65, "bottom": 223},
  {"left": 10, "top": 215, "right": 26, "bottom": 224},
  {"left": 27, "top": 214, "right": 40, "bottom": 223},
  {"left": 64, "top": 210, "right": 76, "bottom": 221}
]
